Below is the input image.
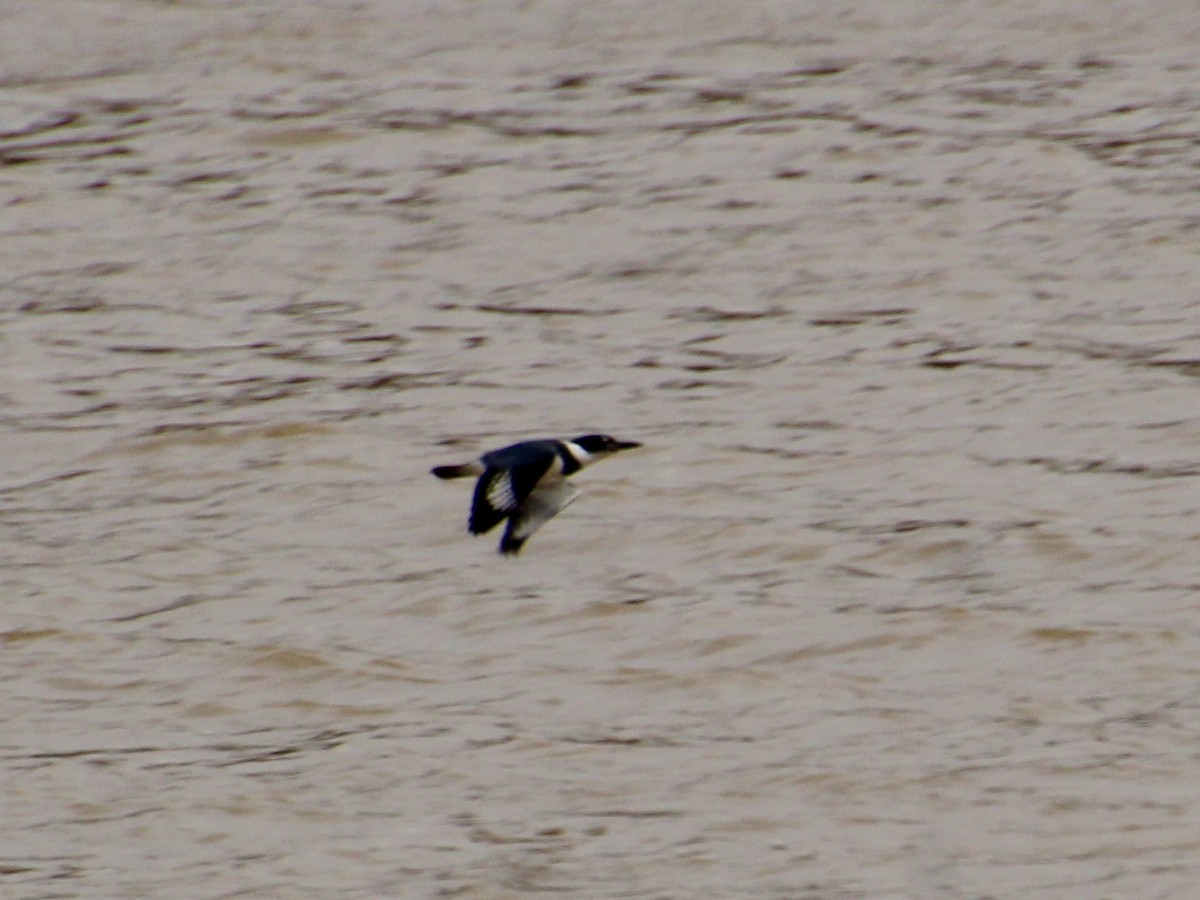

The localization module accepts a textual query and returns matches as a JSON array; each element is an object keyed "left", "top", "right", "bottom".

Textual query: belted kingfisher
[{"left": 432, "top": 434, "right": 642, "bottom": 555}]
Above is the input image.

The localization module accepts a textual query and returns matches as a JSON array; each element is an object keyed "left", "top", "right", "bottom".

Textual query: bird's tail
[{"left": 431, "top": 462, "right": 482, "bottom": 480}]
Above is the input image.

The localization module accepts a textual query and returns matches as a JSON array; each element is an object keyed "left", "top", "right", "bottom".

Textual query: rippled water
[{"left": 5, "top": 1, "right": 1200, "bottom": 897}]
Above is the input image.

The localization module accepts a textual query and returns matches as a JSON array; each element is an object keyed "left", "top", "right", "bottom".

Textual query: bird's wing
[
  {"left": 469, "top": 468, "right": 516, "bottom": 534},
  {"left": 469, "top": 456, "right": 556, "bottom": 535},
  {"left": 499, "top": 480, "right": 579, "bottom": 555}
]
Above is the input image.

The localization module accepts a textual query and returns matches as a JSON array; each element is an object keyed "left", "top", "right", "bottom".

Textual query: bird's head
[{"left": 569, "top": 433, "right": 642, "bottom": 461}]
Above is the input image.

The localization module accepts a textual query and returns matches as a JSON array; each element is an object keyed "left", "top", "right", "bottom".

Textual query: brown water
[{"left": 5, "top": 1, "right": 1200, "bottom": 897}]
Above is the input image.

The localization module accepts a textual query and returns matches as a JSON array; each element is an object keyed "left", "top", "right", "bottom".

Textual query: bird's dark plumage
[{"left": 432, "top": 434, "right": 641, "bottom": 555}]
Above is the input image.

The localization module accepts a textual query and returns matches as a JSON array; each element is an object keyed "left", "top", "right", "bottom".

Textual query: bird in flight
[{"left": 432, "top": 434, "right": 641, "bottom": 554}]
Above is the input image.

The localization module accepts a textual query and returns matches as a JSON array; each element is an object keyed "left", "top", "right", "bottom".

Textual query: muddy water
[{"left": 4, "top": 1, "right": 1200, "bottom": 897}]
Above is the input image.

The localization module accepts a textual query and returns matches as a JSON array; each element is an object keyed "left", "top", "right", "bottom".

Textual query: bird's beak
[{"left": 612, "top": 440, "right": 642, "bottom": 451}]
